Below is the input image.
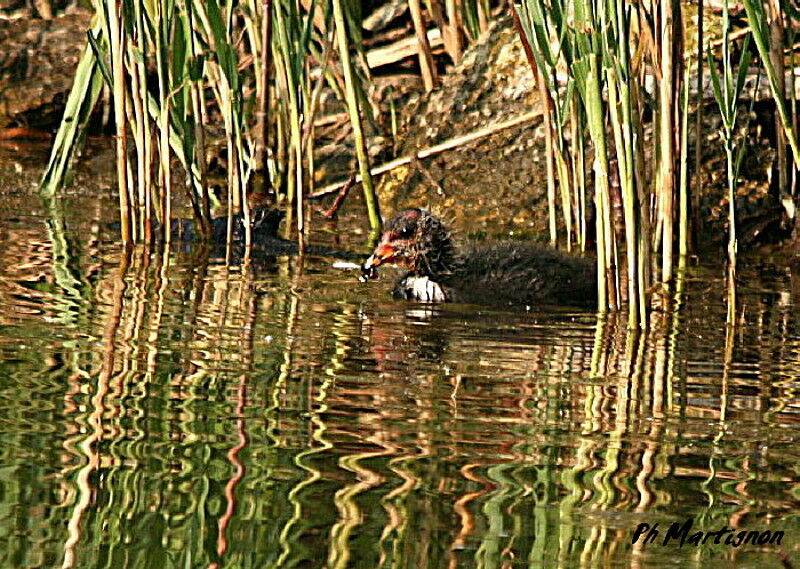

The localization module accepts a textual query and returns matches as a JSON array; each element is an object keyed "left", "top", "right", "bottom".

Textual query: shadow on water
[{"left": 1, "top": 150, "right": 800, "bottom": 569}]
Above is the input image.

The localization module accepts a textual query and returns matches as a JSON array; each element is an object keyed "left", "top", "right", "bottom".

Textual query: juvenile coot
[
  {"left": 361, "top": 208, "right": 597, "bottom": 308},
  {"left": 168, "top": 206, "right": 285, "bottom": 245}
]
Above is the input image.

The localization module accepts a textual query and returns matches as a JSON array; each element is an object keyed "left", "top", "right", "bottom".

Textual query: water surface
[{"left": 1, "top": 145, "right": 799, "bottom": 569}]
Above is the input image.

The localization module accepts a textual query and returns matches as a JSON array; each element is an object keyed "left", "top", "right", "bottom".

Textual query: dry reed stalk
[
  {"left": 409, "top": 0, "right": 438, "bottom": 91},
  {"left": 108, "top": 0, "right": 132, "bottom": 243}
]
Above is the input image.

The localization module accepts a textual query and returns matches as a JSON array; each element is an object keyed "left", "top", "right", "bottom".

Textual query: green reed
[
  {"left": 513, "top": 1, "right": 800, "bottom": 326},
  {"left": 707, "top": 3, "right": 751, "bottom": 276},
  {"left": 513, "top": 0, "right": 625, "bottom": 315},
  {"left": 606, "top": 0, "right": 648, "bottom": 326},
  {"left": 510, "top": 0, "right": 576, "bottom": 251},
  {"left": 273, "top": 0, "right": 310, "bottom": 236},
  {"left": 40, "top": 0, "right": 498, "bottom": 249},
  {"left": 743, "top": 0, "right": 800, "bottom": 162},
  {"left": 40, "top": 0, "right": 387, "bottom": 246},
  {"left": 40, "top": 34, "right": 103, "bottom": 197},
  {"left": 333, "top": 0, "right": 381, "bottom": 232}
]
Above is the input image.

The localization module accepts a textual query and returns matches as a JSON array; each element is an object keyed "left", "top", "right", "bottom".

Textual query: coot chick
[
  {"left": 361, "top": 208, "right": 597, "bottom": 308},
  {"left": 168, "top": 206, "right": 285, "bottom": 246}
]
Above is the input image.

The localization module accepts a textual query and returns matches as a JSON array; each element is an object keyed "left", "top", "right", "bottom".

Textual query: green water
[{"left": 1, "top": 145, "right": 799, "bottom": 569}]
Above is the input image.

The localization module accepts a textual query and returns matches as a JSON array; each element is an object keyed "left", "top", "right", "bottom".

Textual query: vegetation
[
  {"left": 5, "top": 4, "right": 800, "bottom": 566},
  {"left": 40, "top": 0, "right": 800, "bottom": 324},
  {"left": 513, "top": 0, "right": 799, "bottom": 325}
]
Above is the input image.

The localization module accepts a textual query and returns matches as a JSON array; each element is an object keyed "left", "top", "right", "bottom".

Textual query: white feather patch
[{"left": 403, "top": 276, "right": 447, "bottom": 302}]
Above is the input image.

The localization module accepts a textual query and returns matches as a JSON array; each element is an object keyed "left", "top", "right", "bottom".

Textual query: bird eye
[{"left": 398, "top": 227, "right": 412, "bottom": 238}]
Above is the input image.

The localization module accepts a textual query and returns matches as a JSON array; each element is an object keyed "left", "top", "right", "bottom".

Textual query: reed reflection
[
  {"left": 320, "top": 295, "right": 800, "bottom": 569},
  {"left": 0, "top": 223, "right": 799, "bottom": 569}
]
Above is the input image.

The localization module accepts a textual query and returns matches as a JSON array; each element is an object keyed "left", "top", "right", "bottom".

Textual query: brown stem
[
  {"left": 511, "top": 3, "right": 558, "bottom": 246},
  {"left": 445, "top": 0, "right": 464, "bottom": 63},
  {"left": 409, "top": 0, "right": 438, "bottom": 91},
  {"left": 768, "top": 0, "right": 787, "bottom": 195},
  {"left": 693, "top": 0, "right": 704, "bottom": 250},
  {"left": 109, "top": 0, "right": 131, "bottom": 243},
  {"left": 321, "top": 175, "right": 357, "bottom": 218},
  {"left": 308, "top": 110, "right": 543, "bottom": 198},
  {"left": 260, "top": 0, "right": 273, "bottom": 196}
]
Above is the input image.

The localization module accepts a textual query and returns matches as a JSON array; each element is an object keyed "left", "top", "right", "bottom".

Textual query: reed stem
[
  {"left": 108, "top": 0, "right": 132, "bottom": 243},
  {"left": 332, "top": 0, "right": 381, "bottom": 232}
]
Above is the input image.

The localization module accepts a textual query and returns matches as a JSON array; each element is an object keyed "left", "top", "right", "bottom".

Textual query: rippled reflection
[{"left": 0, "top": 181, "right": 799, "bottom": 569}]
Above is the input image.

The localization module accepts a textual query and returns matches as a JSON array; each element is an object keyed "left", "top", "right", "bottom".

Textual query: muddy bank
[
  {"left": 372, "top": 17, "right": 551, "bottom": 241},
  {"left": 0, "top": 7, "right": 90, "bottom": 130}
]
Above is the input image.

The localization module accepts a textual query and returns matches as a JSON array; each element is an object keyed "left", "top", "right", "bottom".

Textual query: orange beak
[{"left": 363, "top": 242, "right": 397, "bottom": 271}]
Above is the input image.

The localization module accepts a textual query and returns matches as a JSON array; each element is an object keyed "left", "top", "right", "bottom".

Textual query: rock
[
  {"left": 378, "top": 16, "right": 551, "bottom": 240},
  {"left": 0, "top": 8, "right": 91, "bottom": 129}
]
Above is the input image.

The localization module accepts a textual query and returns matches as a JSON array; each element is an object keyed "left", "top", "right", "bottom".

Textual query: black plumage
[{"left": 362, "top": 208, "right": 597, "bottom": 308}]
